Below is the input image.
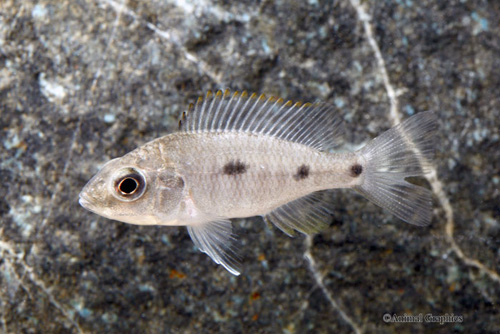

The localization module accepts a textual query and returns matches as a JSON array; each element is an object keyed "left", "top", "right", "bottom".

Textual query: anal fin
[
  {"left": 263, "top": 191, "right": 334, "bottom": 236},
  {"left": 187, "top": 220, "right": 241, "bottom": 275}
]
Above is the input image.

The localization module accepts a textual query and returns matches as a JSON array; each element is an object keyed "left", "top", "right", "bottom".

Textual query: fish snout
[
  {"left": 78, "top": 181, "right": 100, "bottom": 212},
  {"left": 78, "top": 189, "right": 94, "bottom": 210}
]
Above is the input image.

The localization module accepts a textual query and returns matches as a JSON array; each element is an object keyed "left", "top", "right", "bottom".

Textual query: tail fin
[{"left": 355, "top": 112, "right": 438, "bottom": 226}]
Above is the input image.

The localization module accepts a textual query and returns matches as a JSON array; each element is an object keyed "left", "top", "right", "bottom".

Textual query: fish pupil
[{"left": 118, "top": 177, "right": 139, "bottom": 195}]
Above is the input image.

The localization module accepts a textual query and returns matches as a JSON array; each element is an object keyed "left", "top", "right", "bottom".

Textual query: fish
[{"left": 79, "top": 89, "right": 437, "bottom": 275}]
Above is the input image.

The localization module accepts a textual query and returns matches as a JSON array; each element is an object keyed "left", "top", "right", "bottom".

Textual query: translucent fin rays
[{"left": 179, "top": 89, "right": 344, "bottom": 151}]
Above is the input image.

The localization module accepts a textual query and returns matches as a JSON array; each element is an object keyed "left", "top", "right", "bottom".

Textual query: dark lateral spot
[
  {"left": 350, "top": 164, "right": 363, "bottom": 177},
  {"left": 293, "top": 164, "right": 310, "bottom": 181},
  {"left": 223, "top": 160, "right": 247, "bottom": 175}
]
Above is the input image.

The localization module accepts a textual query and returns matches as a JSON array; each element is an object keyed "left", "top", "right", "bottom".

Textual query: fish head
[{"left": 79, "top": 152, "right": 185, "bottom": 226}]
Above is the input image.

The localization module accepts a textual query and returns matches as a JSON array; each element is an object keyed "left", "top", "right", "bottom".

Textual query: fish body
[
  {"left": 79, "top": 90, "right": 437, "bottom": 275},
  {"left": 158, "top": 132, "right": 360, "bottom": 221}
]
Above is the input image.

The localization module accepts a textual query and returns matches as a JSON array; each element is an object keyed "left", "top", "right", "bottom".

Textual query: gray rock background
[{"left": 1, "top": 0, "right": 499, "bottom": 333}]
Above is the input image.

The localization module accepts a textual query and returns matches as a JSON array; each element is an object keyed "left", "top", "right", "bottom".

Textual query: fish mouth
[
  {"left": 79, "top": 196, "right": 104, "bottom": 217},
  {"left": 78, "top": 196, "right": 91, "bottom": 209},
  {"left": 78, "top": 191, "right": 96, "bottom": 212}
]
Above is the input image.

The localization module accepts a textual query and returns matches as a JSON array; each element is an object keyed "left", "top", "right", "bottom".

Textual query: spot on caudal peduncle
[{"left": 350, "top": 164, "right": 363, "bottom": 177}]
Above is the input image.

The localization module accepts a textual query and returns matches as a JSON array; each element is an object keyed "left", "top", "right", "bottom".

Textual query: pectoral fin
[{"left": 187, "top": 220, "right": 241, "bottom": 275}]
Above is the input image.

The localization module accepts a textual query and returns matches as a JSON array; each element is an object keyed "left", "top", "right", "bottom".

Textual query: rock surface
[{"left": 1, "top": 0, "right": 499, "bottom": 333}]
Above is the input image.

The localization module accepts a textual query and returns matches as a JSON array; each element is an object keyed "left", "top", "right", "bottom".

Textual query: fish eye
[{"left": 113, "top": 169, "right": 146, "bottom": 201}]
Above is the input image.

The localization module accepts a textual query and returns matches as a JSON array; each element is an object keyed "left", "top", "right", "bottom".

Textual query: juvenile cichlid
[{"left": 79, "top": 90, "right": 437, "bottom": 275}]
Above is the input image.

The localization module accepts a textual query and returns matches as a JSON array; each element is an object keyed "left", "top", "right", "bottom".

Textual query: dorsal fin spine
[
  {"left": 184, "top": 105, "right": 192, "bottom": 130},
  {"left": 204, "top": 90, "right": 221, "bottom": 130},
  {"left": 222, "top": 91, "right": 237, "bottom": 131},
  {"left": 290, "top": 103, "right": 320, "bottom": 144},
  {"left": 240, "top": 93, "right": 261, "bottom": 131},
  {"left": 235, "top": 93, "right": 257, "bottom": 131},
  {"left": 217, "top": 91, "right": 236, "bottom": 131},
  {"left": 287, "top": 104, "right": 313, "bottom": 141},
  {"left": 245, "top": 95, "right": 271, "bottom": 132},
  {"left": 249, "top": 94, "right": 270, "bottom": 131},
  {"left": 195, "top": 94, "right": 204, "bottom": 132},
  {"left": 209, "top": 91, "right": 222, "bottom": 131},
  {"left": 281, "top": 104, "right": 306, "bottom": 142},
  {"left": 192, "top": 97, "right": 204, "bottom": 132},
  {"left": 253, "top": 97, "right": 282, "bottom": 134},
  {"left": 259, "top": 99, "right": 294, "bottom": 137},
  {"left": 276, "top": 102, "right": 304, "bottom": 138},
  {"left": 236, "top": 93, "right": 258, "bottom": 131},
  {"left": 290, "top": 103, "right": 323, "bottom": 145},
  {"left": 198, "top": 91, "right": 213, "bottom": 132},
  {"left": 304, "top": 105, "right": 331, "bottom": 146},
  {"left": 275, "top": 103, "right": 308, "bottom": 140},
  {"left": 241, "top": 94, "right": 267, "bottom": 131},
  {"left": 224, "top": 91, "right": 244, "bottom": 131},
  {"left": 292, "top": 104, "right": 324, "bottom": 144},
  {"left": 211, "top": 89, "right": 231, "bottom": 131}
]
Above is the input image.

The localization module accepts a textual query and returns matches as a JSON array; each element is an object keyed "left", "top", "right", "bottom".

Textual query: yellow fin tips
[{"left": 177, "top": 89, "right": 343, "bottom": 150}]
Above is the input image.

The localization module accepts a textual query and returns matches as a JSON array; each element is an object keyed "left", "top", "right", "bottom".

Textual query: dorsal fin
[{"left": 178, "top": 89, "right": 344, "bottom": 151}]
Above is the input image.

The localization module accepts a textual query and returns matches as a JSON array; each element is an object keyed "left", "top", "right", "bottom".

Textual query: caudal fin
[{"left": 355, "top": 112, "right": 438, "bottom": 226}]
